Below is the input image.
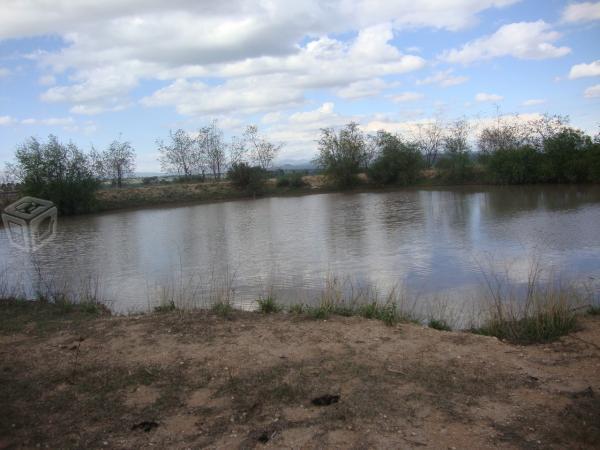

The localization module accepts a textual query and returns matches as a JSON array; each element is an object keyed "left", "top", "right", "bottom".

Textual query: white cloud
[
  {"left": 522, "top": 99, "right": 546, "bottom": 106},
  {"left": 21, "top": 117, "right": 74, "bottom": 126},
  {"left": 416, "top": 69, "right": 469, "bottom": 87},
  {"left": 289, "top": 103, "right": 337, "bottom": 124},
  {"left": 562, "top": 2, "right": 600, "bottom": 23},
  {"left": 0, "top": 1, "right": 521, "bottom": 40},
  {"left": 0, "top": 115, "right": 15, "bottom": 125},
  {"left": 441, "top": 21, "right": 570, "bottom": 64},
  {"left": 584, "top": 84, "right": 600, "bottom": 98},
  {"left": 390, "top": 92, "right": 424, "bottom": 102},
  {"left": 38, "top": 74, "right": 56, "bottom": 86},
  {"left": 0, "top": 1, "right": 519, "bottom": 116},
  {"left": 569, "top": 60, "right": 600, "bottom": 79},
  {"left": 0, "top": 68, "right": 10, "bottom": 78},
  {"left": 335, "top": 78, "right": 389, "bottom": 99},
  {"left": 140, "top": 25, "right": 425, "bottom": 116},
  {"left": 475, "top": 92, "right": 503, "bottom": 102}
]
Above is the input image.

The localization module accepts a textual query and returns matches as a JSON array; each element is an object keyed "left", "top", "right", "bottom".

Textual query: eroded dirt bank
[{"left": 1, "top": 308, "right": 599, "bottom": 449}]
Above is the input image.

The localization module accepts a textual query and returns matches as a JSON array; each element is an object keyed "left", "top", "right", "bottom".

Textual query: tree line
[
  {"left": 4, "top": 113, "right": 599, "bottom": 215},
  {"left": 5, "top": 123, "right": 281, "bottom": 214},
  {"left": 315, "top": 114, "right": 600, "bottom": 187}
]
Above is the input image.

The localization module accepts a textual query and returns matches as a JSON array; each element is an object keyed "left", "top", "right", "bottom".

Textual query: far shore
[
  {"left": 92, "top": 175, "right": 599, "bottom": 215},
  {"left": 1, "top": 299, "right": 598, "bottom": 449}
]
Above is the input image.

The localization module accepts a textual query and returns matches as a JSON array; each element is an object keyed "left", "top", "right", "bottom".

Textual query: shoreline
[
  {"left": 93, "top": 179, "right": 598, "bottom": 215},
  {"left": 1, "top": 300, "right": 598, "bottom": 449}
]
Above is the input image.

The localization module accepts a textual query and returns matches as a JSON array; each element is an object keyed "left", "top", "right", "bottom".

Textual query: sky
[{"left": 0, "top": 0, "right": 599, "bottom": 171}]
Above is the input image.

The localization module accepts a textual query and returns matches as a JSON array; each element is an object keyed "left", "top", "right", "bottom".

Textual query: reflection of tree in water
[{"left": 483, "top": 185, "right": 600, "bottom": 220}]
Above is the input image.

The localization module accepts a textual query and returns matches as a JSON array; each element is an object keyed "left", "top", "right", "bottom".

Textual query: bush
[
  {"left": 142, "top": 176, "right": 159, "bottom": 185},
  {"left": 485, "top": 146, "right": 542, "bottom": 184},
  {"left": 368, "top": 132, "right": 423, "bottom": 185},
  {"left": 227, "top": 162, "right": 266, "bottom": 193},
  {"left": 276, "top": 172, "right": 307, "bottom": 188},
  {"left": 257, "top": 296, "right": 281, "bottom": 314},
  {"left": 435, "top": 151, "right": 475, "bottom": 183},
  {"left": 541, "top": 129, "right": 591, "bottom": 183},
  {"left": 429, "top": 319, "right": 451, "bottom": 331},
  {"left": 313, "top": 122, "right": 367, "bottom": 188},
  {"left": 10, "top": 135, "right": 99, "bottom": 215}
]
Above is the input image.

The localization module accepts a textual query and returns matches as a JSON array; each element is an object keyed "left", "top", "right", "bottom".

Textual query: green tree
[
  {"left": 368, "top": 131, "right": 423, "bottom": 185},
  {"left": 313, "top": 122, "right": 367, "bottom": 188},
  {"left": 541, "top": 128, "right": 591, "bottom": 183},
  {"left": 227, "top": 162, "right": 266, "bottom": 194},
  {"left": 9, "top": 135, "right": 98, "bottom": 215}
]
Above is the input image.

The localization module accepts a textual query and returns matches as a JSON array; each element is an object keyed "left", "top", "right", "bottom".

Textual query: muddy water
[{"left": 1, "top": 185, "right": 600, "bottom": 312}]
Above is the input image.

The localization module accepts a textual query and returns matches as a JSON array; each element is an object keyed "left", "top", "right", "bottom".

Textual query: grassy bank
[{"left": 1, "top": 298, "right": 599, "bottom": 449}]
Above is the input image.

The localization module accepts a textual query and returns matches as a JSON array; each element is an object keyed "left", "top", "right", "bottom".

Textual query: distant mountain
[{"left": 274, "top": 161, "right": 317, "bottom": 171}]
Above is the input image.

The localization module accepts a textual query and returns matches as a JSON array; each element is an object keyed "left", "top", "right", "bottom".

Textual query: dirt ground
[{"left": 1, "top": 308, "right": 599, "bottom": 449}]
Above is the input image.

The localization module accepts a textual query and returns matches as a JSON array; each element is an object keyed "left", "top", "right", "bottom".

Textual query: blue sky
[{"left": 0, "top": 0, "right": 599, "bottom": 171}]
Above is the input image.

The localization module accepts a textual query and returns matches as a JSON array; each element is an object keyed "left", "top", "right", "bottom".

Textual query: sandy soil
[{"left": 1, "top": 310, "right": 599, "bottom": 449}]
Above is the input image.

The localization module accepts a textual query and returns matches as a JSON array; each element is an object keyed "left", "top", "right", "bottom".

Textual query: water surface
[{"left": 1, "top": 185, "right": 599, "bottom": 312}]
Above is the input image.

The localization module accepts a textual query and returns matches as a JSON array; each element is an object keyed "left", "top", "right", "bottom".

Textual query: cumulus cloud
[
  {"left": 475, "top": 93, "right": 503, "bottom": 102},
  {"left": 441, "top": 21, "right": 570, "bottom": 64},
  {"left": 390, "top": 92, "right": 424, "bottom": 102},
  {"left": 0, "top": 116, "right": 15, "bottom": 126},
  {"left": 335, "top": 79, "right": 390, "bottom": 99},
  {"left": 0, "top": 1, "right": 522, "bottom": 116},
  {"left": 21, "top": 117, "right": 74, "bottom": 126},
  {"left": 140, "top": 25, "right": 425, "bottom": 116},
  {"left": 569, "top": 60, "right": 600, "bottom": 79},
  {"left": 416, "top": 69, "right": 469, "bottom": 87},
  {"left": 522, "top": 99, "right": 546, "bottom": 106},
  {"left": 584, "top": 84, "right": 600, "bottom": 98},
  {"left": 562, "top": 2, "right": 600, "bottom": 23}
]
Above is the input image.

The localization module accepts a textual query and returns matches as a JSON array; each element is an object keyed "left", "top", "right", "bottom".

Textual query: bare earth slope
[{"left": 1, "top": 311, "right": 599, "bottom": 449}]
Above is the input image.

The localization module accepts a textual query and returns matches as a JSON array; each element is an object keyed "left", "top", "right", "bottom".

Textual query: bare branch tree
[
  {"left": 414, "top": 119, "right": 444, "bottom": 167},
  {"left": 101, "top": 138, "right": 136, "bottom": 187},
  {"left": 244, "top": 125, "right": 282, "bottom": 170},
  {"left": 157, "top": 129, "right": 201, "bottom": 176},
  {"left": 198, "top": 120, "right": 227, "bottom": 180},
  {"left": 444, "top": 119, "right": 471, "bottom": 154}
]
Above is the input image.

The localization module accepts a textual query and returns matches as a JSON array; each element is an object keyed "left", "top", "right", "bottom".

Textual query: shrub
[
  {"left": 429, "top": 319, "right": 452, "bottom": 331},
  {"left": 436, "top": 151, "right": 475, "bottom": 183},
  {"left": 276, "top": 172, "right": 306, "bottom": 188},
  {"left": 257, "top": 296, "right": 281, "bottom": 314},
  {"left": 368, "top": 132, "right": 423, "bottom": 185},
  {"left": 154, "top": 300, "right": 176, "bottom": 313},
  {"left": 288, "top": 304, "right": 305, "bottom": 314},
  {"left": 227, "top": 162, "right": 266, "bottom": 193},
  {"left": 142, "top": 176, "right": 159, "bottom": 185},
  {"left": 211, "top": 300, "right": 233, "bottom": 317},
  {"left": 485, "top": 146, "right": 542, "bottom": 184},
  {"left": 313, "top": 122, "right": 367, "bottom": 188},
  {"left": 541, "top": 128, "right": 591, "bottom": 183},
  {"left": 10, "top": 135, "right": 99, "bottom": 215}
]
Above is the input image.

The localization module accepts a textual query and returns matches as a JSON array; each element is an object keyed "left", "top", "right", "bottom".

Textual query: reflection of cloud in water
[{"left": 1, "top": 186, "right": 599, "bottom": 313}]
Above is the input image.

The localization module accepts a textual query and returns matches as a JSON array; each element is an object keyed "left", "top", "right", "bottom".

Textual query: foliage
[
  {"left": 198, "top": 120, "right": 227, "bottom": 179},
  {"left": 244, "top": 125, "right": 282, "bottom": 170},
  {"left": 256, "top": 296, "right": 281, "bottom": 314},
  {"left": 157, "top": 129, "right": 201, "bottom": 177},
  {"left": 10, "top": 135, "right": 99, "bottom": 215},
  {"left": 91, "top": 138, "right": 136, "bottom": 188},
  {"left": 227, "top": 162, "right": 266, "bottom": 193},
  {"left": 485, "top": 145, "right": 542, "bottom": 184},
  {"left": 368, "top": 131, "right": 423, "bottom": 185},
  {"left": 276, "top": 172, "right": 307, "bottom": 188},
  {"left": 413, "top": 120, "right": 444, "bottom": 168},
  {"left": 429, "top": 319, "right": 452, "bottom": 331},
  {"left": 541, "top": 128, "right": 591, "bottom": 183},
  {"left": 313, "top": 122, "right": 367, "bottom": 188}
]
